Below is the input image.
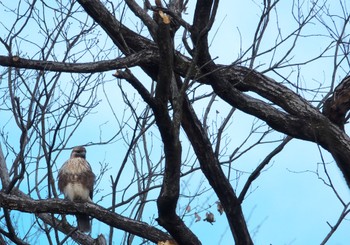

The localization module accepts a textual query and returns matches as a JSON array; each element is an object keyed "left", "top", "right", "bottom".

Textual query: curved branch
[
  {"left": 220, "top": 65, "right": 317, "bottom": 117},
  {"left": 209, "top": 66, "right": 350, "bottom": 187},
  {"left": 0, "top": 192, "right": 171, "bottom": 243},
  {"left": 125, "top": 0, "right": 157, "bottom": 39},
  {"left": 180, "top": 90, "right": 253, "bottom": 244},
  {"left": 321, "top": 203, "right": 350, "bottom": 245},
  {"left": 0, "top": 51, "right": 156, "bottom": 73},
  {"left": 238, "top": 136, "right": 292, "bottom": 203},
  {"left": 76, "top": 0, "right": 155, "bottom": 54}
]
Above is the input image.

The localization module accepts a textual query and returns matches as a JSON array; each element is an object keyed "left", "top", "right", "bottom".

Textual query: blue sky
[{"left": 0, "top": 0, "right": 350, "bottom": 244}]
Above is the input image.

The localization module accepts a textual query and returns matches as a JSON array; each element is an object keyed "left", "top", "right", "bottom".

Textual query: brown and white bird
[{"left": 58, "top": 146, "right": 95, "bottom": 232}]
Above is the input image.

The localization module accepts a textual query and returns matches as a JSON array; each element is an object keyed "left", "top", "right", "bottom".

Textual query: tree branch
[
  {"left": 238, "top": 136, "right": 292, "bottom": 202},
  {"left": 0, "top": 51, "right": 156, "bottom": 73},
  {"left": 180, "top": 87, "right": 253, "bottom": 244},
  {"left": 77, "top": 0, "right": 155, "bottom": 54},
  {"left": 323, "top": 75, "right": 350, "bottom": 130},
  {"left": 209, "top": 67, "right": 350, "bottom": 187},
  {"left": 0, "top": 192, "right": 171, "bottom": 243}
]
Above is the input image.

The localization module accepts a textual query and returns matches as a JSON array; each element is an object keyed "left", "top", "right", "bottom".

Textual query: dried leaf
[
  {"left": 204, "top": 212, "right": 215, "bottom": 224},
  {"left": 216, "top": 201, "right": 224, "bottom": 215},
  {"left": 185, "top": 205, "right": 191, "bottom": 212},
  {"left": 194, "top": 212, "right": 201, "bottom": 222}
]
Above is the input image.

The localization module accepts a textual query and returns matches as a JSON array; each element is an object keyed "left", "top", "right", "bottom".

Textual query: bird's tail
[{"left": 76, "top": 214, "right": 91, "bottom": 232}]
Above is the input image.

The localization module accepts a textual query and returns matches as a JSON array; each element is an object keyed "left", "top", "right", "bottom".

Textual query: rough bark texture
[
  {"left": 0, "top": 192, "right": 171, "bottom": 243},
  {"left": 323, "top": 76, "right": 350, "bottom": 130},
  {"left": 1, "top": 0, "right": 350, "bottom": 244},
  {"left": 180, "top": 94, "right": 253, "bottom": 244}
]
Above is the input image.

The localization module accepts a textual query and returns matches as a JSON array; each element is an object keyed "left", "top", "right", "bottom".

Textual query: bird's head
[{"left": 71, "top": 146, "right": 86, "bottom": 159}]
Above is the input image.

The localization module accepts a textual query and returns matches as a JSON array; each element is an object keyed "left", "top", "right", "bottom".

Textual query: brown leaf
[
  {"left": 216, "top": 201, "right": 224, "bottom": 215},
  {"left": 204, "top": 212, "right": 215, "bottom": 224},
  {"left": 194, "top": 212, "right": 201, "bottom": 222}
]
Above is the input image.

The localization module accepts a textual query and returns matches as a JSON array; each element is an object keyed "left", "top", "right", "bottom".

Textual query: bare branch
[
  {"left": 238, "top": 136, "right": 292, "bottom": 202},
  {"left": 0, "top": 192, "right": 171, "bottom": 243},
  {"left": 0, "top": 51, "right": 156, "bottom": 73}
]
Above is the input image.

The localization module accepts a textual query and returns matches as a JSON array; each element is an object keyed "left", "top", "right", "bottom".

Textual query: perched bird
[{"left": 58, "top": 146, "right": 95, "bottom": 232}]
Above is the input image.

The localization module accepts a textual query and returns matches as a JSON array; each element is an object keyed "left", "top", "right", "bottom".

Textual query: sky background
[{"left": 0, "top": 0, "right": 350, "bottom": 244}]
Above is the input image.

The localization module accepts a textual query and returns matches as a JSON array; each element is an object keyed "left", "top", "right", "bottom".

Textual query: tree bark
[{"left": 0, "top": 192, "right": 172, "bottom": 243}]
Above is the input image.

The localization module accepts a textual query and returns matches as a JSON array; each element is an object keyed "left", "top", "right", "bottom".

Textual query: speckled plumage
[{"left": 58, "top": 146, "right": 95, "bottom": 232}]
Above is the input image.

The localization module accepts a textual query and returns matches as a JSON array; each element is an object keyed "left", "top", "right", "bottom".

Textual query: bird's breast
[{"left": 63, "top": 182, "right": 91, "bottom": 202}]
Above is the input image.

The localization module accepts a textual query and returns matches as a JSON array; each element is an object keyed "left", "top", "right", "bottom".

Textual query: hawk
[{"left": 58, "top": 146, "right": 95, "bottom": 232}]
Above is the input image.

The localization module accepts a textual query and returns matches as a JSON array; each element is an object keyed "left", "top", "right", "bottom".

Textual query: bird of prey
[{"left": 58, "top": 146, "right": 95, "bottom": 232}]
